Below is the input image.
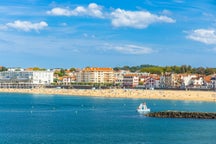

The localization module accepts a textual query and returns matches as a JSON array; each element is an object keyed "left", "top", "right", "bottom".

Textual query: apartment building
[
  {"left": 76, "top": 67, "right": 114, "bottom": 83},
  {"left": 123, "top": 74, "right": 139, "bottom": 88}
]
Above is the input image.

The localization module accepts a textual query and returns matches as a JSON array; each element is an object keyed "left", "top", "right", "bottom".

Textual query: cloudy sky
[{"left": 0, "top": 0, "right": 216, "bottom": 68}]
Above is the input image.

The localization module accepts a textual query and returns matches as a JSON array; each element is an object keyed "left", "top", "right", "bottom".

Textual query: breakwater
[{"left": 146, "top": 111, "right": 216, "bottom": 119}]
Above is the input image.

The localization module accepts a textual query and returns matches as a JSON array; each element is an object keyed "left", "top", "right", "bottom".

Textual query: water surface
[{"left": 0, "top": 93, "right": 215, "bottom": 144}]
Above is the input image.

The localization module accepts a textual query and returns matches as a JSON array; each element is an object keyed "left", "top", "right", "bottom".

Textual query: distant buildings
[{"left": 0, "top": 66, "right": 215, "bottom": 90}]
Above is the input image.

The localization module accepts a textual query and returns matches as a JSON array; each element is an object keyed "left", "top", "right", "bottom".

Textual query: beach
[{"left": 0, "top": 88, "right": 215, "bottom": 102}]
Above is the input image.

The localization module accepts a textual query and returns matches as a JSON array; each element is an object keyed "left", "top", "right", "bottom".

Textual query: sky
[{"left": 0, "top": 0, "right": 216, "bottom": 68}]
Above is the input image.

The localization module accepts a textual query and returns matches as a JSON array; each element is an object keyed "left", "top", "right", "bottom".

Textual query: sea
[{"left": 0, "top": 92, "right": 215, "bottom": 144}]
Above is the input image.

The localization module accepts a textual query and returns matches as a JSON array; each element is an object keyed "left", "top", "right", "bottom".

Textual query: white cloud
[
  {"left": 5, "top": 20, "right": 48, "bottom": 32},
  {"left": 104, "top": 43, "right": 155, "bottom": 54},
  {"left": 47, "top": 3, "right": 104, "bottom": 18},
  {"left": 110, "top": 8, "right": 175, "bottom": 28},
  {"left": 47, "top": 3, "right": 176, "bottom": 29},
  {"left": 187, "top": 29, "right": 216, "bottom": 45}
]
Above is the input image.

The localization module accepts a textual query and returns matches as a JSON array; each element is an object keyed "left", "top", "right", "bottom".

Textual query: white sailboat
[{"left": 137, "top": 102, "right": 150, "bottom": 114}]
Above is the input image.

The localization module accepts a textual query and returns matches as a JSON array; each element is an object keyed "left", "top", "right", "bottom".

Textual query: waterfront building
[
  {"left": 0, "top": 70, "right": 53, "bottom": 88},
  {"left": 138, "top": 74, "right": 160, "bottom": 89},
  {"left": 57, "top": 76, "right": 76, "bottom": 85},
  {"left": 160, "top": 73, "right": 173, "bottom": 88},
  {"left": 113, "top": 70, "right": 131, "bottom": 86},
  {"left": 123, "top": 74, "right": 139, "bottom": 88},
  {"left": 203, "top": 76, "right": 212, "bottom": 89},
  {"left": 7, "top": 67, "right": 24, "bottom": 72},
  {"left": 160, "top": 73, "right": 183, "bottom": 88},
  {"left": 76, "top": 67, "right": 114, "bottom": 84},
  {"left": 180, "top": 74, "right": 197, "bottom": 88},
  {"left": 210, "top": 75, "right": 216, "bottom": 90},
  {"left": 190, "top": 76, "right": 204, "bottom": 88}
]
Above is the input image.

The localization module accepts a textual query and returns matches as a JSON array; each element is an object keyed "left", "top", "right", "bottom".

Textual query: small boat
[{"left": 137, "top": 102, "right": 150, "bottom": 114}]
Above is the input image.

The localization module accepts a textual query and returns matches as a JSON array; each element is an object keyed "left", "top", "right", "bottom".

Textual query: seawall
[{"left": 146, "top": 111, "right": 216, "bottom": 119}]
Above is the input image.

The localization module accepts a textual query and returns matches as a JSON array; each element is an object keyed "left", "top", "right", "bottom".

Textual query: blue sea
[{"left": 0, "top": 92, "right": 215, "bottom": 144}]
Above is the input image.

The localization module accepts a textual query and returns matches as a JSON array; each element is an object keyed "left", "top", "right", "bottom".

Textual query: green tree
[
  {"left": 0, "top": 66, "right": 7, "bottom": 71},
  {"left": 205, "top": 68, "right": 216, "bottom": 75},
  {"left": 69, "top": 67, "right": 76, "bottom": 72}
]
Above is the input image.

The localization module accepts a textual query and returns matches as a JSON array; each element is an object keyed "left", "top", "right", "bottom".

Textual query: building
[
  {"left": 57, "top": 76, "right": 76, "bottom": 85},
  {"left": 123, "top": 74, "right": 139, "bottom": 88},
  {"left": 211, "top": 76, "right": 216, "bottom": 90},
  {"left": 160, "top": 73, "right": 173, "bottom": 88},
  {"left": 191, "top": 76, "right": 204, "bottom": 88},
  {"left": 113, "top": 70, "right": 131, "bottom": 86},
  {"left": 76, "top": 67, "right": 114, "bottom": 84},
  {"left": 180, "top": 74, "right": 197, "bottom": 88},
  {"left": 0, "top": 71, "right": 53, "bottom": 88},
  {"left": 160, "top": 73, "right": 182, "bottom": 88}
]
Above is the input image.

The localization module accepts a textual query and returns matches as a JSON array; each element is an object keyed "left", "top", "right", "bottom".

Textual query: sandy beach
[{"left": 0, "top": 88, "right": 216, "bottom": 102}]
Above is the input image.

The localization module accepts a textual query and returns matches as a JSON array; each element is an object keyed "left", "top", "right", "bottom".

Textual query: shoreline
[{"left": 0, "top": 88, "right": 216, "bottom": 102}]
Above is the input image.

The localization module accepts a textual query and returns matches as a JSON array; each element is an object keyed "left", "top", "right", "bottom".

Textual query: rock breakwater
[{"left": 146, "top": 111, "right": 216, "bottom": 119}]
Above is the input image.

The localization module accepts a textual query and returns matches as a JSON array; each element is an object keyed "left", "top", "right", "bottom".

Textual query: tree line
[
  {"left": 1, "top": 65, "right": 216, "bottom": 75},
  {"left": 113, "top": 65, "right": 216, "bottom": 75}
]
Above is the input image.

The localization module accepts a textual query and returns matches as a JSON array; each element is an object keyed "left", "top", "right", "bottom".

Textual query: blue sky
[{"left": 0, "top": 0, "right": 216, "bottom": 68}]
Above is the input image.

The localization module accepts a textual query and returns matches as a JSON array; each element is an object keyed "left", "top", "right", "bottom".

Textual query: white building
[
  {"left": 180, "top": 74, "right": 197, "bottom": 88},
  {"left": 0, "top": 71, "right": 53, "bottom": 86},
  {"left": 191, "top": 77, "right": 204, "bottom": 88},
  {"left": 31, "top": 71, "right": 54, "bottom": 85},
  {"left": 7, "top": 67, "right": 24, "bottom": 72}
]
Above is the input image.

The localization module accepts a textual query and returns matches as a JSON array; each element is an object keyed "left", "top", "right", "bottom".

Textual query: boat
[{"left": 137, "top": 102, "right": 150, "bottom": 114}]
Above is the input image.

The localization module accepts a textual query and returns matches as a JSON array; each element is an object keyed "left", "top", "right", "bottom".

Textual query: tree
[
  {"left": 140, "top": 67, "right": 163, "bottom": 74},
  {"left": 33, "top": 67, "right": 40, "bottom": 71},
  {"left": 69, "top": 67, "right": 76, "bottom": 72},
  {"left": 196, "top": 67, "right": 205, "bottom": 74},
  {"left": 205, "top": 68, "right": 216, "bottom": 75},
  {"left": 59, "top": 69, "right": 66, "bottom": 77},
  {"left": 163, "top": 66, "right": 172, "bottom": 72},
  {"left": 0, "top": 66, "right": 7, "bottom": 71}
]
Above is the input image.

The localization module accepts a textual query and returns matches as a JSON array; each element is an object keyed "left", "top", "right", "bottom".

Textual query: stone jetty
[{"left": 146, "top": 111, "right": 216, "bottom": 119}]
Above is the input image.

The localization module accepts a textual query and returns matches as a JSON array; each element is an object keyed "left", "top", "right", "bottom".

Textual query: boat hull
[{"left": 137, "top": 108, "right": 150, "bottom": 114}]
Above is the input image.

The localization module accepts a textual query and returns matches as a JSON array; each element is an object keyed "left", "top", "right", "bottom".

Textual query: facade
[
  {"left": 180, "top": 74, "right": 196, "bottom": 88},
  {"left": 211, "top": 76, "right": 216, "bottom": 90},
  {"left": 123, "top": 74, "right": 139, "bottom": 88},
  {"left": 57, "top": 76, "right": 76, "bottom": 85},
  {"left": 76, "top": 67, "right": 114, "bottom": 84},
  {"left": 160, "top": 73, "right": 173, "bottom": 88},
  {"left": 113, "top": 70, "right": 130, "bottom": 86},
  {"left": 160, "top": 73, "right": 182, "bottom": 88},
  {"left": 191, "top": 77, "right": 204, "bottom": 88},
  {"left": 32, "top": 71, "right": 54, "bottom": 84},
  {"left": 144, "top": 77, "right": 160, "bottom": 89},
  {"left": 138, "top": 75, "right": 160, "bottom": 89}
]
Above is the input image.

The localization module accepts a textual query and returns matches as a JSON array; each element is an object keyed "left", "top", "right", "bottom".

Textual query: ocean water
[{"left": 0, "top": 92, "right": 215, "bottom": 144}]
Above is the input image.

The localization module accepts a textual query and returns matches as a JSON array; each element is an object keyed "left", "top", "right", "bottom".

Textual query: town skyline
[{"left": 1, "top": 0, "right": 216, "bottom": 68}]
